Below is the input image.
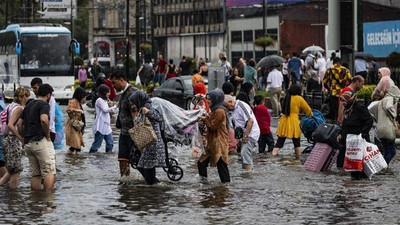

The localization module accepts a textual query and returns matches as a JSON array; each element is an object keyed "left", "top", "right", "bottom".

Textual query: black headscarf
[
  {"left": 208, "top": 89, "right": 229, "bottom": 129},
  {"left": 208, "top": 89, "right": 225, "bottom": 112},
  {"left": 282, "top": 85, "right": 302, "bottom": 116},
  {"left": 97, "top": 84, "right": 110, "bottom": 100},
  {"left": 128, "top": 90, "right": 152, "bottom": 110}
]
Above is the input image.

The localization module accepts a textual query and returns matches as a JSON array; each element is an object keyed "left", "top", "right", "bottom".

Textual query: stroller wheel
[
  {"left": 163, "top": 158, "right": 179, "bottom": 173},
  {"left": 167, "top": 165, "right": 183, "bottom": 181}
]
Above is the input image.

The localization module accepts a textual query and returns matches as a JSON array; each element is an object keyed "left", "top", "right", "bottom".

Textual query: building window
[
  {"left": 267, "top": 28, "right": 278, "bottom": 40},
  {"left": 255, "top": 51, "right": 264, "bottom": 62},
  {"left": 231, "top": 31, "right": 242, "bottom": 43},
  {"left": 243, "top": 51, "right": 253, "bottom": 60},
  {"left": 255, "top": 29, "right": 265, "bottom": 39},
  {"left": 243, "top": 30, "right": 253, "bottom": 42},
  {"left": 231, "top": 51, "right": 242, "bottom": 67},
  {"left": 118, "top": 5, "right": 125, "bottom": 29},
  {"left": 98, "top": 7, "right": 106, "bottom": 28}
]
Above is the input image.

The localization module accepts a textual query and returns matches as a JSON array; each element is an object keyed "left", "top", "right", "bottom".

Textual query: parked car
[{"left": 154, "top": 76, "right": 194, "bottom": 110}]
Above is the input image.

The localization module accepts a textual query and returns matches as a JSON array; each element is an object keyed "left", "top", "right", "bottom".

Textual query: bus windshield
[{"left": 20, "top": 33, "right": 72, "bottom": 76}]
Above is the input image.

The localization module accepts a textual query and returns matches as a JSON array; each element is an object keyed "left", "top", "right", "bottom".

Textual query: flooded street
[{"left": 0, "top": 105, "right": 399, "bottom": 225}]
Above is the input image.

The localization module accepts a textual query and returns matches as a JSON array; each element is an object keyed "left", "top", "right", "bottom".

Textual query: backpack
[{"left": 0, "top": 103, "right": 18, "bottom": 136}]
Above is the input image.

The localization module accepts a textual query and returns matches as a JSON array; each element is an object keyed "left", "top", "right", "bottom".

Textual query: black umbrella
[
  {"left": 257, "top": 55, "right": 285, "bottom": 68},
  {"left": 355, "top": 52, "right": 374, "bottom": 59}
]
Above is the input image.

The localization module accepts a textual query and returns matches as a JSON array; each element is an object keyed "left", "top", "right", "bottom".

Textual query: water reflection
[
  {"left": 117, "top": 184, "right": 172, "bottom": 214},
  {"left": 200, "top": 185, "right": 232, "bottom": 208}
]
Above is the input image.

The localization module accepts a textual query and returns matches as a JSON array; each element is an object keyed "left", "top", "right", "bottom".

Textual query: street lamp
[{"left": 254, "top": 0, "right": 267, "bottom": 55}]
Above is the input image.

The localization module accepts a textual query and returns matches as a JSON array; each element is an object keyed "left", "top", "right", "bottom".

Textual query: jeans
[
  {"left": 153, "top": 73, "right": 160, "bottom": 87},
  {"left": 89, "top": 131, "right": 114, "bottom": 153},
  {"left": 258, "top": 133, "right": 274, "bottom": 153},
  {"left": 381, "top": 138, "right": 397, "bottom": 164},
  {"left": 159, "top": 73, "right": 166, "bottom": 85}
]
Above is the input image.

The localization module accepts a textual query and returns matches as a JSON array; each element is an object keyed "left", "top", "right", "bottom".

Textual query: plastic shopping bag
[
  {"left": 343, "top": 134, "right": 366, "bottom": 171},
  {"left": 135, "top": 75, "right": 141, "bottom": 86},
  {"left": 363, "top": 142, "right": 388, "bottom": 179}
]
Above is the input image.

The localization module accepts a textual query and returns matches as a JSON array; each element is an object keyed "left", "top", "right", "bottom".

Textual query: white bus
[{"left": 0, "top": 23, "right": 80, "bottom": 102}]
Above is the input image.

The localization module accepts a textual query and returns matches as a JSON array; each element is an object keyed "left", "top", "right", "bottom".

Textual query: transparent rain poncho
[{"left": 151, "top": 97, "right": 205, "bottom": 145}]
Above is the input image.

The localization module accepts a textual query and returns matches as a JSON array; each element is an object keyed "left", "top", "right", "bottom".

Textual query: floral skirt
[{"left": 3, "top": 135, "right": 23, "bottom": 175}]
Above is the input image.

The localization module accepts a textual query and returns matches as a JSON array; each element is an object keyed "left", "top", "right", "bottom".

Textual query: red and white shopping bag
[
  {"left": 343, "top": 134, "right": 366, "bottom": 171},
  {"left": 363, "top": 142, "right": 388, "bottom": 179}
]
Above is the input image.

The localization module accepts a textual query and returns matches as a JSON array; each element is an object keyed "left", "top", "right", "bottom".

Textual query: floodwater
[{"left": 0, "top": 105, "right": 399, "bottom": 225}]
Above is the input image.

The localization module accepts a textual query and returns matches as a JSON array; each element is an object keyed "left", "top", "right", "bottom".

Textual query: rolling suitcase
[{"left": 304, "top": 142, "right": 338, "bottom": 172}]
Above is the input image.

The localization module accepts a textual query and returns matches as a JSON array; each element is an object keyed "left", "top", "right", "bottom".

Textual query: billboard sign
[
  {"left": 363, "top": 20, "right": 400, "bottom": 58},
  {"left": 40, "top": 0, "right": 77, "bottom": 19},
  {"left": 226, "top": 0, "right": 308, "bottom": 7}
]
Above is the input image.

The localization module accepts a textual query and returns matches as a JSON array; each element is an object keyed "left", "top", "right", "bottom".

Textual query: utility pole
[
  {"left": 263, "top": 0, "right": 267, "bottom": 55},
  {"left": 135, "top": 0, "right": 140, "bottom": 71},
  {"left": 151, "top": 0, "right": 155, "bottom": 63},
  {"left": 126, "top": 0, "right": 130, "bottom": 77},
  {"left": 203, "top": 0, "right": 207, "bottom": 59},
  {"left": 71, "top": 0, "right": 74, "bottom": 38}
]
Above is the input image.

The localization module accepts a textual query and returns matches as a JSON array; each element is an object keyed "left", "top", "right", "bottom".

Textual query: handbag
[
  {"left": 381, "top": 103, "right": 400, "bottom": 138},
  {"left": 71, "top": 119, "right": 84, "bottom": 131},
  {"left": 128, "top": 111, "right": 157, "bottom": 151}
]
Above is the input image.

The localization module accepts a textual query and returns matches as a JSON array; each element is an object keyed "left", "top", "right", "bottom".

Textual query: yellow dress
[{"left": 276, "top": 95, "right": 313, "bottom": 138}]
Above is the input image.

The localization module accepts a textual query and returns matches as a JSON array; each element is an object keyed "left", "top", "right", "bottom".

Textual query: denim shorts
[{"left": 241, "top": 137, "right": 258, "bottom": 167}]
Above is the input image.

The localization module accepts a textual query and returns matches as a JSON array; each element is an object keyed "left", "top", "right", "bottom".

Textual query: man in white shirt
[
  {"left": 224, "top": 95, "right": 260, "bottom": 171},
  {"left": 267, "top": 67, "right": 284, "bottom": 117},
  {"left": 30, "top": 78, "right": 56, "bottom": 142},
  {"left": 355, "top": 57, "right": 369, "bottom": 80},
  {"left": 222, "top": 57, "right": 232, "bottom": 82}
]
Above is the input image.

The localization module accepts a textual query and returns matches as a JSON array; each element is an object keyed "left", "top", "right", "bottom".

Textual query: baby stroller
[
  {"left": 130, "top": 128, "right": 184, "bottom": 182},
  {"left": 300, "top": 109, "right": 326, "bottom": 153},
  {"left": 130, "top": 97, "right": 205, "bottom": 182}
]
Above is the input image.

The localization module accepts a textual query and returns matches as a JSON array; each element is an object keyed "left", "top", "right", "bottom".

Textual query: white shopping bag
[
  {"left": 135, "top": 75, "right": 141, "bottom": 86},
  {"left": 363, "top": 142, "right": 388, "bottom": 179}
]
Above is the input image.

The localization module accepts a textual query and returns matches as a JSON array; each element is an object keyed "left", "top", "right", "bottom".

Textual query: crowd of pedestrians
[{"left": 0, "top": 51, "right": 397, "bottom": 191}]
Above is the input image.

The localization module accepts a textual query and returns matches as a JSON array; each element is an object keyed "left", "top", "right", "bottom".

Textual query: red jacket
[{"left": 253, "top": 105, "right": 271, "bottom": 134}]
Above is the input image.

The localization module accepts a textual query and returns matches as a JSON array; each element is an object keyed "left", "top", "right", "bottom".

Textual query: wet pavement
[{"left": 0, "top": 105, "right": 399, "bottom": 224}]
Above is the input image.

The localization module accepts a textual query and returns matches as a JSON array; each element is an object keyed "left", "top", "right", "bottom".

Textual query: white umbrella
[{"left": 302, "top": 45, "right": 325, "bottom": 54}]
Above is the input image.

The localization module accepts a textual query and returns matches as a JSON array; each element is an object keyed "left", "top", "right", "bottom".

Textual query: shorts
[
  {"left": 24, "top": 137, "right": 56, "bottom": 178},
  {"left": 118, "top": 134, "right": 134, "bottom": 161},
  {"left": 241, "top": 137, "right": 258, "bottom": 168},
  {"left": 3, "top": 135, "right": 23, "bottom": 175}
]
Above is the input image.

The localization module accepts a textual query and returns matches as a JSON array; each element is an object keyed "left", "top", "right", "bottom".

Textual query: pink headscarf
[{"left": 375, "top": 67, "right": 393, "bottom": 95}]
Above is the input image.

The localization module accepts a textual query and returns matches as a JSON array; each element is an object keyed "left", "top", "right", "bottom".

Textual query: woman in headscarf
[
  {"left": 89, "top": 84, "right": 117, "bottom": 153},
  {"left": 66, "top": 87, "right": 86, "bottom": 155},
  {"left": 197, "top": 89, "right": 230, "bottom": 183},
  {"left": 337, "top": 90, "right": 373, "bottom": 179},
  {"left": 372, "top": 67, "right": 395, "bottom": 99},
  {"left": 236, "top": 82, "right": 254, "bottom": 107},
  {"left": 272, "top": 85, "right": 313, "bottom": 159},
  {"left": 129, "top": 91, "right": 166, "bottom": 184},
  {"left": 369, "top": 85, "right": 400, "bottom": 165},
  {"left": 192, "top": 82, "right": 209, "bottom": 112}
]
